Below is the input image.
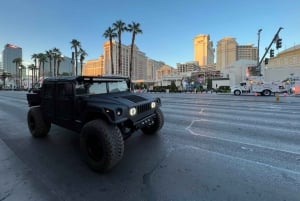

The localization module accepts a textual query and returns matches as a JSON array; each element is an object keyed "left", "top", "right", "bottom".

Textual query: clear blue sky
[{"left": 1, "top": 0, "right": 299, "bottom": 67}]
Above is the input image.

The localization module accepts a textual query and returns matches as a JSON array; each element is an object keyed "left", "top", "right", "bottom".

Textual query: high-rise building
[
  {"left": 216, "top": 38, "right": 258, "bottom": 71},
  {"left": 146, "top": 59, "right": 165, "bottom": 81},
  {"left": 216, "top": 37, "right": 238, "bottom": 70},
  {"left": 86, "top": 40, "right": 148, "bottom": 80},
  {"left": 83, "top": 55, "right": 105, "bottom": 76},
  {"left": 176, "top": 61, "right": 200, "bottom": 73},
  {"left": 194, "top": 34, "right": 214, "bottom": 66},
  {"left": 237, "top": 44, "right": 257, "bottom": 61},
  {"left": 2, "top": 44, "right": 22, "bottom": 76}
]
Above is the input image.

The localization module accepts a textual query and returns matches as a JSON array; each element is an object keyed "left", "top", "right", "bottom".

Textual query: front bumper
[{"left": 133, "top": 113, "right": 156, "bottom": 129}]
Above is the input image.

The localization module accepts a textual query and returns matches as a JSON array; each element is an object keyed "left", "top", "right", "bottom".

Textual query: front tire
[
  {"left": 262, "top": 90, "right": 271, "bottom": 96},
  {"left": 142, "top": 108, "right": 164, "bottom": 135},
  {"left": 80, "top": 119, "right": 124, "bottom": 172},
  {"left": 27, "top": 106, "right": 51, "bottom": 138}
]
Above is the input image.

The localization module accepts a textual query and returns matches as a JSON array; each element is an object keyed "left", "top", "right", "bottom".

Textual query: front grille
[{"left": 137, "top": 103, "right": 151, "bottom": 114}]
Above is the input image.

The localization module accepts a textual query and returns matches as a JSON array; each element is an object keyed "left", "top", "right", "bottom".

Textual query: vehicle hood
[{"left": 86, "top": 92, "right": 156, "bottom": 107}]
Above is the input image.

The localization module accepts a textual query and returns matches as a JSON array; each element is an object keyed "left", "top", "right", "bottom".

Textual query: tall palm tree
[
  {"left": 103, "top": 26, "right": 117, "bottom": 75},
  {"left": 57, "top": 54, "right": 64, "bottom": 76},
  {"left": 52, "top": 48, "right": 61, "bottom": 77},
  {"left": 45, "top": 49, "right": 53, "bottom": 76},
  {"left": 70, "top": 39, "right": 81, "bottom": 76},
  {"left": 113, "top": 20, "right": 127, "bottom": 75},
  {"left": 37, "top": 53, "right": 48, "bottom": 79},
  {"left": 31, "top": 54, "right": 38, "bottom": 82},
  {"left": 12, "top": 57, "right": 22, "bottom": 88},
  {"left": 127, "top": 22, "right": 142, "bottom": 80},
  {"left": 78, "top": 48, "right": 88, "bottom": 75},
  {"left": 27, "top": 64, "right": 35, "bottom": 87}
]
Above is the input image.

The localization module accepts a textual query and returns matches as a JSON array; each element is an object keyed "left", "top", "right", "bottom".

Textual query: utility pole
[
  {"left": 257, "top": 29, "right": 262, "bottom": 68},
  {"left": 257, "top": 27, "right": 283, "bottom": 74}
]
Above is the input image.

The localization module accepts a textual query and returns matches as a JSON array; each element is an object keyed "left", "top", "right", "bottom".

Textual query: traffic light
[
  {"left": 264, "top": 58, "right": 269, "bottom": 65},
  {"left": 276, "top": 38, "right": 282, "bottom": 49},
  {"left": 270, "top": 49, "right": 274, "bottom": 57}
]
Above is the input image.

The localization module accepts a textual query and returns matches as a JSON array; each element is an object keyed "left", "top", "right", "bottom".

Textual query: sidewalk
[{"left": 0, "top": 139, "right": 57, "bottom": 201}]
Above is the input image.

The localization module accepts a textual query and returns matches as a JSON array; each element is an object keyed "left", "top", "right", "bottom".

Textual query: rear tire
[
  {"left": 234, "top": 90, "right": 241, "bottom": 96},
  {"left": 27, "top": 106, "right": 51, "bottom": 138},
  {"left": 142, "top": 108, "right": 164, "bottom": 135},
  {"left": 80, "top": 119, "right": 124, "bottom": 172}
]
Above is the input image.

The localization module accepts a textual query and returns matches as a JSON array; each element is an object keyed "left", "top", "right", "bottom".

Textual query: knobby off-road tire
[
  {"left": 27, "top": 106, "right": 51, "bottom": 138},
  {"left": 142, "top": 108, "right": 164, "bottom": 135},
  {"left": 80, "top": 119, "right": 124, "bottom": 172}
]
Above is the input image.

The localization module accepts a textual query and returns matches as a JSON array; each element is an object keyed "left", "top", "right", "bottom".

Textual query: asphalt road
[{"left": 1, "top": 91, "right": 300, "bottom": 201}]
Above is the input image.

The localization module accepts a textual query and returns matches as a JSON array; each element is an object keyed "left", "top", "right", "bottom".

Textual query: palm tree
[
  {"left": 27, "top": 64, "right": 35, "bottom": 87},
  {"left": 12, "top": 57, "right": 22, "bottom": 88},
  {"left": 70, "top": 39, "right": 81, "bottom": 76},
  {"left": 19, "top": 65, "right": 26, "bottom": 88},
  {"left": 31, "top": 54, "right": 38, "bottom": 82},
  {"left": 57, "top": 54, "right": 64, "bottom": 76},
  {"left": 113, "top": 20, "right": 127, "bottom": 75},
  {"left": 103, "top": 26, "right": 117, "bottom": 75},
  {"left": 37, "top": 53, "right": 48, "bottom": 79},
  {"left": 52, "top": 48, "right": 61, "bottom": 77},
  {"left": 78, "top": 48, "right": 88, "bottom": 75},
  {"left": 127, "top": 22, "right": 142, "bottom": 80},
  {"left": 45, "top": 49, "right": 53, "bottom": 76}
]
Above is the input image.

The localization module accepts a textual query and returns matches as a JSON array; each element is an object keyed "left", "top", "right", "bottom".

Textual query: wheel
[
  {"left": 80, "top": 119, "right": 124, "bottom": 172},
  {"left": 234, "top": 90, "right": 241, "bottom": 96},
  {"left": 141, "top": 108, "right": 164, "bottom": 135},
  {"left": 27, "top": 107, "right": 51, "bottom": 137},
  {"left": 263, "top": 90, "right": 271, "bottom": 96}
]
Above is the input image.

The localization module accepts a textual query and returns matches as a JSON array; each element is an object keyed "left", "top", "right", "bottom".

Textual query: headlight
[
  {"left": 129, "top": 107, "right": 137, "bottom": 116},
  {"left": 151, "top": 101, "right": 156, "bottom": 108}
]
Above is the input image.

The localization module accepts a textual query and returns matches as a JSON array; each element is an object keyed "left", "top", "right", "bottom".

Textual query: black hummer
[{"left": 26, "top": 75, "right": 164, "bottom": 172}]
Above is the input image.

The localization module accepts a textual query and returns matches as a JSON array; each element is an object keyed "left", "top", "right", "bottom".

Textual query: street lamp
[
  {"left": 257, "top": 29, "right": 262, "bottom": 69},
  {"left": 18, "top": 65, "right": 22, "bottom": 89}
]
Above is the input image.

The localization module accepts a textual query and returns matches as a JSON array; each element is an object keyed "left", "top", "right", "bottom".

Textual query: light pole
[
  {"left": 18, "top": 66, "right": 22, "bottom": 89},
  {"left": 257, "top": 29, "right": 262, "bottom": 69}
]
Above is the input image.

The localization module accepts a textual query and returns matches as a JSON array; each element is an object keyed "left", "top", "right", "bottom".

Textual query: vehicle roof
[{"left": 43, "top": 75, "right": 129, "bottom": 83}]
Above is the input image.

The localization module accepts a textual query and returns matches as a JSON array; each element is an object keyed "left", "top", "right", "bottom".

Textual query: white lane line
[{"left": 185, "top": 119, "right": 300, "bottom": 156}]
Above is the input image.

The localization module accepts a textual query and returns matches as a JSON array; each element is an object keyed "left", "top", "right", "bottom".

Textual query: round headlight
[
  {"left": 129, "top": 107, "right": 137, "bottom": 116},
  {"left": 151, "top": 101, "right": 156, "bottom": 108}
]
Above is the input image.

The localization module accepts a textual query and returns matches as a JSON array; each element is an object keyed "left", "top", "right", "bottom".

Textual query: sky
[{"left": 1, "top": 0, "right": 300, "bottom": 67}]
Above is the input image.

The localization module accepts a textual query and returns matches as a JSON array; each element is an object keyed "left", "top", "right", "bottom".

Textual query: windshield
[{"left": 75, "top": 80, "right": 129, "bottom": 95}]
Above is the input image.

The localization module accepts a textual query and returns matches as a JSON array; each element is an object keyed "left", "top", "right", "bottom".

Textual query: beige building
[
  {"left": 238, "top": 45, "right": 257, "bottom": 61},
  {"left": 146, "top": 59, "right": 165, "bottom": 81},
  {"left": 103, "top": 40, "right": 147, "bottom": 80},
  {"left": 156, "top": 65, "right": 176, "bottom": 82},
  {"left": 84, "top": 40, "right": 148, "bottom": 81},
  {"left": 194, "top": 34, "right": 214, "bottom": 66},
  {"left": 216, "top": 37, "right": 257, "bottom": 71},
  {"left": 216, "top": 37, "right": 238, "bottom": 71},
  {"left": 176, "top": 61, "right": 200, "bottom": 73},
  {"left": 82, "top": 55, "right": 105, "bottom": 76},
  {"left": 263, "top": 45, "right": 300, "bottom": 81}
]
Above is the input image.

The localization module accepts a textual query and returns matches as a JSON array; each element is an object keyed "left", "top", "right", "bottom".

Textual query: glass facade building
[{"left": 2, "top": 44, "right": 22, "bottom": 76}]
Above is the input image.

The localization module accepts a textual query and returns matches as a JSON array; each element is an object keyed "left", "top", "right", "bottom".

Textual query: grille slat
[{"left": 137, "top": 103, "right": 151, "bottom": 114}]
